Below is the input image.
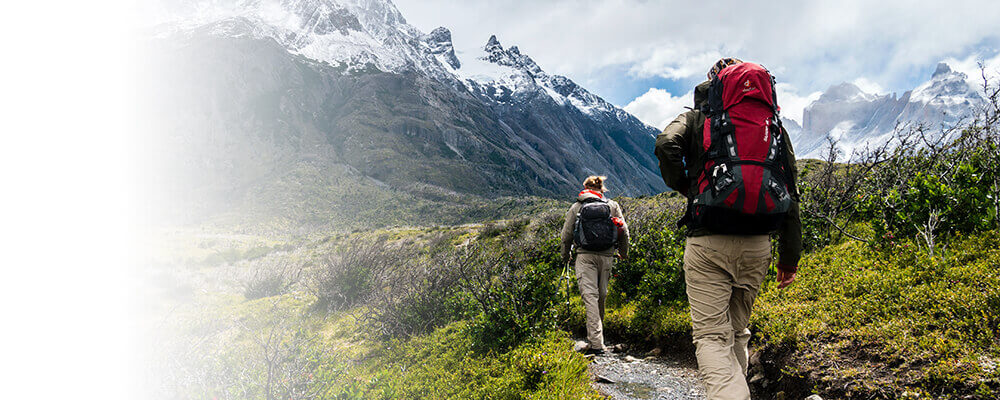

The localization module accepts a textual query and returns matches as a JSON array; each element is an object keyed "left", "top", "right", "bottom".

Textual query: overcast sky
[{"left": 394, "top": 0, "right": 1000, "bottom": 128}]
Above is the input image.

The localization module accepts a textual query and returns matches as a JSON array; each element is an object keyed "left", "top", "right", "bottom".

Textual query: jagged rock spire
[
  {"left": 485, "top": 35, "right": 502, "bottom": 52},
  {"left": 932, "top": 62, "right": 952, "bottom": 78},
  {"left": 423, "top": 27, "right": 460, "bottom": 69}
]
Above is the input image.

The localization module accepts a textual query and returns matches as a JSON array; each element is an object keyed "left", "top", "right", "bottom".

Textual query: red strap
[{"left": 579, "top": 189, "right": 604, "bottom": 198}]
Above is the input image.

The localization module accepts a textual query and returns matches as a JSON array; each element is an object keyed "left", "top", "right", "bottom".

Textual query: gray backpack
[{"left": 573, "top": 198, "right": 618, "bottom": 251}]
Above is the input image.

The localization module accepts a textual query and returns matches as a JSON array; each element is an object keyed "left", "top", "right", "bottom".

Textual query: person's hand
[{"left": 776, "top": 270, "right": 796, "bottom": 289}]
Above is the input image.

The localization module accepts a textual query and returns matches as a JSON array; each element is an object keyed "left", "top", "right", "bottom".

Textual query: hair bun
[{"left": 583, "top": 175, "right": 607, "bottom": 191}]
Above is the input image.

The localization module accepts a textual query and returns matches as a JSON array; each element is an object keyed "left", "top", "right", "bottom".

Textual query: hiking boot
[
  {"left": 607, "top": 343, "right": 626, "bottom": 353},
  {"left": 583, "top": 347, "right": 608, "bottom": 356}
]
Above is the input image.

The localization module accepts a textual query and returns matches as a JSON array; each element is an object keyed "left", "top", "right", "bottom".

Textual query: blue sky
[{"left": 395, "top": 0, "right": 1000, "bottom": 128}]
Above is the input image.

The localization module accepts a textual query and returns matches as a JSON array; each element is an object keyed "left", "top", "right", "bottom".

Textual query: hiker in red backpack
[
  {"left": 654, "top": 58, "right": 802, "bottom": 400},
  {"left": 560, "top": 175, "right": 630, "bottom": 355}
]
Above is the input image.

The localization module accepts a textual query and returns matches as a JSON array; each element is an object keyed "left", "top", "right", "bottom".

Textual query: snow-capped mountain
[
  {"left": 450, "top": 35, "right": 632, "bottom": 122},
  {"left": 142, "top": 0, "right": 664, "bottom": 224},
  {"left": 157, "top": 0, "right": 639, "bottom": 127},
  {"left": 792, "top": 63, "right": 983, "bottom": 158},
  {"left": 159, "top": 0, "right": 423, "bottom": 70}
]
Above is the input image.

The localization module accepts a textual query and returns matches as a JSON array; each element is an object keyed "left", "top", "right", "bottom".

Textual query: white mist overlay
[{"left": 4, "top": 1, "right": 135, "bottom": 399}]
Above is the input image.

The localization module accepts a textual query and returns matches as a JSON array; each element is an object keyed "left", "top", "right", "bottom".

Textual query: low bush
[
  {"left": 311, "top": 237, "right": 411, "bottom": 311},
  {"left": 752, "top": 230, "right": 1000, "bottom": 398},
  {"left": 610, "top": 195, "right": 687, "bottom": 306},
  {"left": 324, "top": 322, "right": 601, "bottom": 400},
  {"left": 240, "top": 258, "right": 303, "bottom": 300},
  {"left": 456, "top": 238, "right": 563, "bottom": 352},
  {"left": 363, "top": 247, "right": 469, "bottom": 338}
]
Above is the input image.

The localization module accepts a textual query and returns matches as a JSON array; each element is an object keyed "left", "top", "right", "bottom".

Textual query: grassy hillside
[
  {"left": 147, "top": 193, "right": 999, "bottom": 399},
  {"left": 753, "top": 232, "right": 1000, "bottom": 398},
  {"left": 146, "top": 85, "right": 1000, "bottom": 399}
]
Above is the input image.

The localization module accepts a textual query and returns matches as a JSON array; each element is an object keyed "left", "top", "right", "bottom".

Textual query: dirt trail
[{"left": 588, "top": 347, "right": 707, "bottom": 400}]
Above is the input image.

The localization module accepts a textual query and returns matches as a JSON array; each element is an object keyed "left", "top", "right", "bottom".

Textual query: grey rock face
[
  {"left": 793, "top": 64, "right": 983, "bottom": 159},
  {"left": 422, "top": 27, "right": 460, "bottom": 69},
  {"left": 146, "top": 0, "right": 666, "bottom": 220}
]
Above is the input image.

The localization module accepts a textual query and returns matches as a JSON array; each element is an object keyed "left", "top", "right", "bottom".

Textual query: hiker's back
[
  {"left": 689, "top": 62, "right": 795, "bottom": 235},
  {"left": 573, "top": 194, "right": 618, "bottom": 252}
]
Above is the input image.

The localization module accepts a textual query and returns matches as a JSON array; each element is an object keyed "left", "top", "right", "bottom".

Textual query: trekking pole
[{"left": 562, "top": 244, "right": 575, "bottom": 306}]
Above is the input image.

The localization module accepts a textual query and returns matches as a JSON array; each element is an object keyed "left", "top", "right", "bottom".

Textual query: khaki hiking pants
[
  {"left": 684, "top": 235, "right": 771, "bottom": 400},
  {"left": 575, "top": 252, "right": 613, "bottom": 350}
]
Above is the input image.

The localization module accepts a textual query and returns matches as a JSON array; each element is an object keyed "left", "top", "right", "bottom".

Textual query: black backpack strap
[
  {"left": 703, "top": 75, "right": 738, "bottom": 165},
  {"left": 705, "top": 75, "right": 724, "bottom": 115},
  {"left": 774, "top": 118, "right": 800, "bottom": 202}
]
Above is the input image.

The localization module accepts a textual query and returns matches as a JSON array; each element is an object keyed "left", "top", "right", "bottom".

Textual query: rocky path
[{"left": 585, "top": 344, "right": 707, "bottom": 400}]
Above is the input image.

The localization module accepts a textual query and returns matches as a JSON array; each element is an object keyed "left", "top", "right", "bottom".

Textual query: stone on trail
[{"left": 804, "top": 395, "right": 823, "bottom": 400}]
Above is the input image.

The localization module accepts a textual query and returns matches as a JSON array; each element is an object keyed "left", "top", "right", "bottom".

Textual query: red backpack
[{"left": 691, "top": 62, "right": 796, "bottom": 234}]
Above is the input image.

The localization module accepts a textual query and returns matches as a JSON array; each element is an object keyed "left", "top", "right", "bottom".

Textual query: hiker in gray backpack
[{"left": 560, "top": 175, "right": 630, "bottom": 355}]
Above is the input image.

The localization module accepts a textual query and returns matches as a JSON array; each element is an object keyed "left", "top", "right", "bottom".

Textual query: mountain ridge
[
  {"left": 791, "top": 62, "right": 983, "bottom": 158},
  {"left": 142, "top": 0, "right": 665, "bottom": 228}
]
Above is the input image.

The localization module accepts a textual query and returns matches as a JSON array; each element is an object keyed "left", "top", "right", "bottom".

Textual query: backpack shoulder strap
[{"left": 775, "top": 118, "right": 800, "bottom": 202}]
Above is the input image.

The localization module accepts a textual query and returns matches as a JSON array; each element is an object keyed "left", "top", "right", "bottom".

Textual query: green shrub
[
  {"left": 752, "top": 230, "right": 1000, "bottom": 398},
  {"left": 879, "top": 156, "right": 997, "bottom": 243},
  {"left": 328, "top": 322, "right": 601, "bottom": 400},
  {"left": 610, "top": 196, "right": 687, "bottom": 305},
  {"left": 312, "top": 237, "right": 410, "bottom": 311},
  {"left": 241, "top": 258, "right": 302, "bottom": 300},
  {"left": 459, "top": 240, "right": 562, "bottom": 353}
]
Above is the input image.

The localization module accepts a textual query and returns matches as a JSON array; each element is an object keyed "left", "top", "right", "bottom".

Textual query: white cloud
[
  {"left": 395, "top": 0, "right": 1000, "bottom": 95},
  {"left": 626, "top": 83, "right": 824, "bottom": 129},
  {"left": 775, "top": 83, "right": 822, "bottom": 124},
  {"left": 942, "top": 52, "right": 1000, "bottom": 87},
  {"left": 851, "top": 77, "right": 887, "bottom": 95},
  {"left": 628, "top": 47, "right": 722, "bottom": 80},
  {"left": 623, "top": 88, "right": 693, "bottom": 130}
]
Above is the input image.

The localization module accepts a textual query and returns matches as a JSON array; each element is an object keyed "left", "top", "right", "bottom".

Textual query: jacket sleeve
[
  {"left": 776, "top": 127, "right": 803, "bottom": 273},
  {"left": 654, "top": 111, "right": 696, "bottom": 196},
  {"left": 560, "top": 204, "right": 577, "bottom": 262},
  {"left": 611, "top": 200, "right": 630, "bottom": 259}
]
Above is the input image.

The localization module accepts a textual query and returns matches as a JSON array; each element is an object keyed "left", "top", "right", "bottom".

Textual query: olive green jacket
[{"left": 654, "top": 81, "right": 803, "bottom": 272}]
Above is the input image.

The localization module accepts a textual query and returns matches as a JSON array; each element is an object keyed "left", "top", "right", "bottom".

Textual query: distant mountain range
[
  {"left": 142, "top": 0, "right": 665, "bottom": 226},
  {"left": 788, "top": 63, "right": 983, "bottom": 158},
  {"left": 140, "top": 0, "right": 986, "bottom": 229}
]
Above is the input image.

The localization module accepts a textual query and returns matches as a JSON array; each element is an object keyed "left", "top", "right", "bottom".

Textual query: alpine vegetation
[{"left": 141, "top": 1, "right": 1000, "bottom": 399}]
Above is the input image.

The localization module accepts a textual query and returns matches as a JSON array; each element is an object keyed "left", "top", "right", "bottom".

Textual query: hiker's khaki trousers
[
  {"left": 684, "top": 235, "right": 771, "bottom": 400},
  {"left": 575, "top": 252, "right": 613, "bottom": 350}
]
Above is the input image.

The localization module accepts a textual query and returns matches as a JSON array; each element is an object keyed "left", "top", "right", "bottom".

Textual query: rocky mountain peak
[
  {"left": 816, "top": 82, "right": 870, "bottom": 103},
  {"left": 794, "top": 60, "right": 984, "bottom": 159},
  {"left": 422, "top": 27, "right": 460, "bottom": 69},
  {"left": 910, "top": 62, "right": 976, "bottom": 105},
  {"left": 933, "top": 62, "right": 953, "bottom": 78},
  {"left": 485, "top": 35, "right": 502, "bottom": 51},
  {"left": 150, "top": 0, "right": 665, "bottom": 207},
  {"left": 481, "top": 35, "right": 542, "bottom": 76}
]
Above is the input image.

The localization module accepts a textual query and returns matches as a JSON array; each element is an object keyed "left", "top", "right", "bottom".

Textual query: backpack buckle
[{"left": 712, "top": 163, "right": 729, "bottom": 179}]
